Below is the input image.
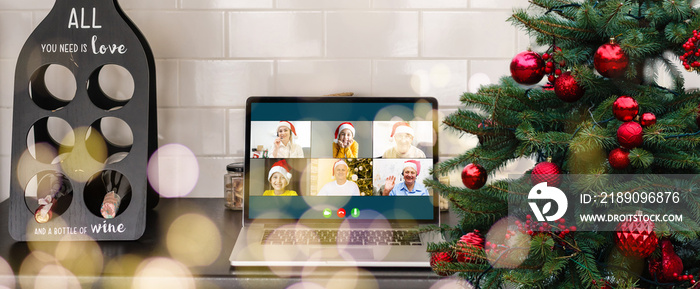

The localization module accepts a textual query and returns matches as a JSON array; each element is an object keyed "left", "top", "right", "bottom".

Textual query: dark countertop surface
[{"left": 0, "top": 198, "right": 461, "bottom": 288}]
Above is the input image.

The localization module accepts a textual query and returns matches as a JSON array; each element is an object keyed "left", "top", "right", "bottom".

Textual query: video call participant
[
  {"left": 316, "top": 160, "right": 361, "bottom": 196},
  {"left": 382, "top": 122, "right": 426, "bottom": 159},
  {"left": 332, "top": 122, "right": 359, "bottom": 158},
  {"left": 263, "top": 160, "right": 298, "bottom": 196},
  {"left": 382, "top": 160, "right": 428, "bottom": 196},
  {"left": 271, "top": 121, "right": 304, "bottom": 158}
]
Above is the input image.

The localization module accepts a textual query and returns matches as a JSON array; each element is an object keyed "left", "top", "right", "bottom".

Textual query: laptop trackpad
[{"left": 310, "top": 247, "right": 374, "bottom": 261}]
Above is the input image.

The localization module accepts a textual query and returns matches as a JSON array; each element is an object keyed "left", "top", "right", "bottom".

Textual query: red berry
[
  {"left": 555, "top": 69, "right": 562, "bottom": 76},
  {"left": 548, "top": 75, "right": 555, "bottom": 82},
  {"left": 527, "top": 215, "right": 532, "bottom": 219},
  {"left": 543, "top": 53, "right": 550, "bottom": 60},
  {"left": 546, "top": 61, "right": 554, "bottom": 68},
  {"left": 545, "top": 67, "right": 552, "bottom": 74}
]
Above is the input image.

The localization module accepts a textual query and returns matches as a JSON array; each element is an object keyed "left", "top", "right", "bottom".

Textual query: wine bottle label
[{"left": 100, "top": 191, "right": 122, "bottom": 219}]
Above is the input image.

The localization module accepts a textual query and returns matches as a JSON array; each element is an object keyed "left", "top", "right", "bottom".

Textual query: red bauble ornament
[
  {"left": 612, "top": 96, "right": 639, "bottom": 122},
  {"left": 531, "top": 161, "right": 562, "bottom": 187},
  {"left": 554, "top": 72, "right": 584, "bottom": 103},
  {"left": 510, "top": 50, "right": 545, "bottom": 85},
  {"left": 640, "top": 112, "right": 656, "bottom": 127},
  {"left": 430, "top": 252, "right": 454, "bottom": 276},
  {"left": 615, "top": 213, "right": 658, "bottom": 258},
  {"left": 594, "top": 39, "right": 629, "bottom": 78},
  {"left": 456, "top": 230, "right": 485, "bottom": 263},
  {"left": 617, "top": 122, "right": 643, "bottom": 149},
  {"left": 462, "top": 163, "right": 487, "bottom": 190},
  {"left": 648, "top": 239, "right": 683, "bottom": 282},
  {"left": 608, "top": 148, "right": 630, "bottom": 170}
]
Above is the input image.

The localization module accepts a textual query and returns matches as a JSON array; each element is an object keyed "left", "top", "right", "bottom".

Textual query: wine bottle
[
  {"left": 33, "top": 172, "right": 72, "bottom": 224},
  {"left": 99, "top": 171, "right": 130, "bottom": 219}
]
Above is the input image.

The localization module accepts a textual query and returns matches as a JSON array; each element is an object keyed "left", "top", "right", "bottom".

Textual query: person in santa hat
[
  {"left": 263, "top": 160, "right": 298, "bottom": 196},
  {"left": 271, "top": 121, "right": 304, "bottom": 158},
  {"left": 382, "top": 121, "right": 426, "bottom": 158},
  {"left": 382, "top": 160, "right": 428, "bottom": 196},
  {"left": 332, "top": 122, "right": 359, "bottom": 158},
  {"left": 316, "top": 160, "right": 361, "bottom": 196}
]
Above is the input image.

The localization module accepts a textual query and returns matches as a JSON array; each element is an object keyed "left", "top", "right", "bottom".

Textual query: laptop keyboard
[{"left": 261, "top": 229, "right": 422, "bottom": 246}]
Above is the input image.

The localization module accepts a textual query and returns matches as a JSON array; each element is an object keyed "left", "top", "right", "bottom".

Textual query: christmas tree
[
  {"left": 346, "top": 158, "right": 373, "bottom": 196},
  {"left": 427, "top": 1, "right": 700, "bottom": 288}
]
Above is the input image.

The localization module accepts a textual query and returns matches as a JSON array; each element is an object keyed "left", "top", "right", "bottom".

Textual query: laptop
[{"left": 230, "top": 96, "right": 442, "bottom": 267}]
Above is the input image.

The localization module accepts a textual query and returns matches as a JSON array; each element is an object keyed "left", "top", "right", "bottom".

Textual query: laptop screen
[{"left": 244, "top": 97, "right": 439, "bottom": 224}]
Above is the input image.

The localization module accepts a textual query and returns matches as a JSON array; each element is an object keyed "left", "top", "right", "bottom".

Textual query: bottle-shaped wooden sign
[{"left": 9, "top": 0, "right": 158, "bottom": 241}]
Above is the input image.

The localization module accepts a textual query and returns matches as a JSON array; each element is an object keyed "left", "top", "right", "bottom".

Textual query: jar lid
[{"left": 227, "top": 162, "right": 244, "bottom": 172}]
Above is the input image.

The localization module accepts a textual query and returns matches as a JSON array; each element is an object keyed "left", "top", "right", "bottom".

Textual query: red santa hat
[
  {"left": 332, "top": 159, "right": 348, "bottom": 176},
  {"left": 277, "top": 121, "right": 298, "bottom": 139},
  {"left": 403, "top": 160, "right": 421, "bottom": 176},
  {"left": 390, "top": 122, "right": 414, "bottom": 141},
  {"left": 334, "top": 122, "right": 355, "bottom": 143},
  {"left": 268, "top": 159, "right": 292, "bottom": 182}
]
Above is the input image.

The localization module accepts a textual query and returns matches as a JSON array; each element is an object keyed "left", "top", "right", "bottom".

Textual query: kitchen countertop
[{"left": 0, "top": 198, "right": 462, "bottom": 288}]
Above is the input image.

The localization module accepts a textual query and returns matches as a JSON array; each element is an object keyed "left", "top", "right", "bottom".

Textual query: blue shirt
[{"left": 389, "top": 181, "right": 429, "bottom": 196}]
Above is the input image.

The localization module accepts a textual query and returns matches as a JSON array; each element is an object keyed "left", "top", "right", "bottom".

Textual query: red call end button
[{"left": 337, "top": 208, "right": 346, "bottom": 218}]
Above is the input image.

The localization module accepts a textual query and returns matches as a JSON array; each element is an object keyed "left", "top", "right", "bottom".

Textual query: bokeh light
[
  {"left": 411, "top": 69, "right": 431, "bottom": 95},
  {"left": 147, "top": 144, "right": 199, "bottom": 198},
  {"left": 59, "top": 127, "right": 107, "bottom": 183},
  {"left": 167, "top": 214, "right": 221, "bottom": 267},
  {"left": 34, "top": 264, "right": 81, "bottom": 289},
  {"left": 323, "top": 267, "right": 378, "bottom": 289},
  {"left": 54, "top": 235, "right": 104, "bottom": 278},
  {"left": 0, "top": 257, "right": 15, "bottom": 289},
  {"left": 468, "top": 73, "right": 491, "bottom": 93},
  {"left": 286, "top": 282, "right": 326, "bottom": 289},
  {"left": 485, "top": 217, "right": 531, "bottom": 269},
  {"left": 430, "top": 277, "right": 474, "bottom": 289},
  {"left": 25, "top": 215, "right": 68, "bottom": 243},
  {"left": 262, "top": 223, "right": 317, "bottom": 278},
  {"left": 19, "top": 251, "right": 57, "bottom": 289},
  {"left": 103, "top": 254, "right": 143, "bottom": 289},
  {"left": 17, "top": 143, "right": 60, "bottom": 191},
  {"left": 430, "top": 64, "right": 452, "bottom": 88},
  {"left": 132, "top": 258, "right": 195, "bottom": 289},
  {"left": 23, "top": 234, "right": 102, "bottom": 288}
]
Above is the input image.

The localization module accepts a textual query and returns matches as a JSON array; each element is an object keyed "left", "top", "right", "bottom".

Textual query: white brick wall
[{"left": 0, "top": 0, "right": 541, "bottom": 200}]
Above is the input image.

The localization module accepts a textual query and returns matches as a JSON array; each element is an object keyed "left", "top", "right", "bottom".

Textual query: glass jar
[{"left": 225, "top": 162, "right": 244, "bottom": 210}]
